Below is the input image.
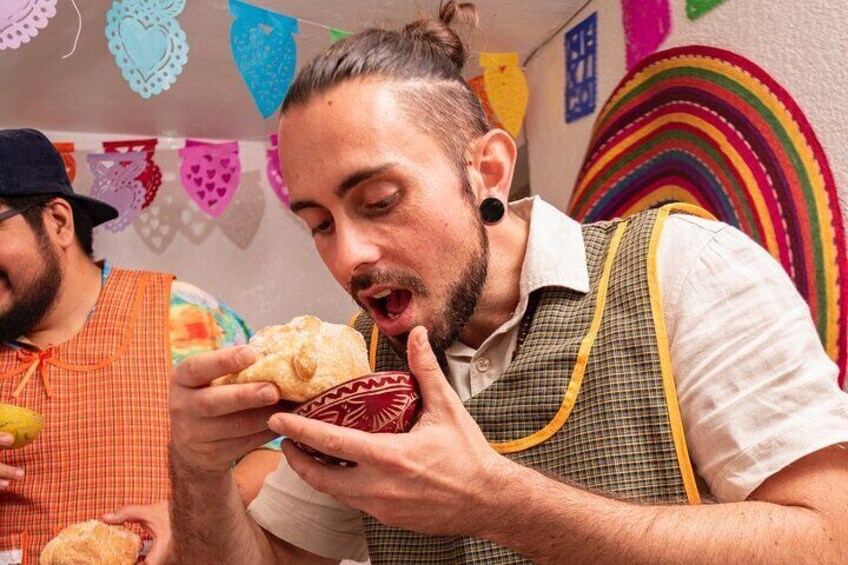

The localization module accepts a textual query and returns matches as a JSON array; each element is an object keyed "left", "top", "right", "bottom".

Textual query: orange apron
[{"left": 0, "top": 268, "right": 173, "bottom": 564}]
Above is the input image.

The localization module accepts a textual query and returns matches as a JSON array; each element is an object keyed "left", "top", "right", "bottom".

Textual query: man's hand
[
  {"left": 269, "top": 326, "right": 512, "bottom": 537},
  {"left": 169, "top": 346, "right": 282, "bottom": 473},
  {"left": 0, "top": 433, "right": 25, "bottom": 489},
  {"left": 104, "top": 501, "right": 173, "bottom": 565}
]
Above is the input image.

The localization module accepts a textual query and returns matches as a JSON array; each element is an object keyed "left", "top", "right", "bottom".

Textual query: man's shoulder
[
  {"left": 579, "top": 207, "right": 730, "bottom": 254},
  {"left": 663, "top": 211, "right": 728, "bottom": 235},
  {"left": 657, "top": 212, "right": 774, "bottom": 266},
  {"left": 106, "top": 265, "right": 173, "bottom": 280}
]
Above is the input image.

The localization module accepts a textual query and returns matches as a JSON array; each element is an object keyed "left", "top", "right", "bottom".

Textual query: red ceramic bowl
[{"left": 292, "top": 371, "right": 421, "bottom": 466}]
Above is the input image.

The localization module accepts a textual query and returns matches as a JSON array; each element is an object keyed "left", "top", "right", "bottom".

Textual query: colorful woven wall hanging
[{"left": 569, "top": 46, "right": 847, "bottom": 385}]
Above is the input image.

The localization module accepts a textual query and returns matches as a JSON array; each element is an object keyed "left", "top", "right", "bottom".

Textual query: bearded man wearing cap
[{"left": 0, "top": 128, "right": 278, "bottom": 564}]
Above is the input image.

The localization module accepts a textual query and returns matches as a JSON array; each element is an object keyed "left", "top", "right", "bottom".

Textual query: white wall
[
  {"left": 524, "top": 0, "right": 848, "bottom": 238},
  {"left": 50, "top": 131, "right": 354, "bottom": 330},
  {"left": 30, "top": 1, "right": 848, "bottom": 331}
]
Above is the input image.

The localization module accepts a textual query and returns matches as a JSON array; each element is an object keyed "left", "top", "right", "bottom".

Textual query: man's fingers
[
  {"left": 269, "top": 413, "right": 384, "bottom": 464},
  {"left": 196, "top": 405, "right": 282, "bottom": 442},
  {"left": 174, "top": 346, "right": 257, "bottom": 388},
  {"left": 103, "top": 505, "right": 151, "bottom": 526},
  {"left": 280, "top": 439, "right": 362, "bottom": 498},
  {"left": 0, "top": 463, "right": 24, "bottom": 485},
  {"left": 144, "top": 540, "right": 173, "bottom": 565},
  {"left": 103, "top": 504, "right": 174, "bottom": 565},
  {"left": 210, "top": 430, "right": 281, "bottom": 463},
  {"left": 186, "top": 382, "right": 280, "bottom": 418},
  {"left": 407, "top": 326, "right": 461, "bottom": 410},
  {"left": 0, "top": 433, "right": 15, "bottom": 448}
]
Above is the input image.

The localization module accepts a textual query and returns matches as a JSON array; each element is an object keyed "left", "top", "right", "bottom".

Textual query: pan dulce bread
[
  {"left": 39, "top": 520, "right": 141, "bottom": 565},
  {"left": 213, "top": 315, "right": 371, "bottom": 402}
]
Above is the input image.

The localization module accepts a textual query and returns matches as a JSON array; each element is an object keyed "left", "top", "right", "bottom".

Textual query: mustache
[{"left": 349, "top": 269, "right": 428, "bottom": 301}]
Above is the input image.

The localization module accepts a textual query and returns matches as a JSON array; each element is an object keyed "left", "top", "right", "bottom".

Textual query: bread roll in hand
[
  {"left": 40, "top": 520, "right": 141, "bottom": 565},
  {"left": 213, "top": 315, "right": 371, "bottom": 403}
]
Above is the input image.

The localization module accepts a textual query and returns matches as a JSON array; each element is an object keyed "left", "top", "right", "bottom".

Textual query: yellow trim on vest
[
  {"left": 347, "top": 312, "right": 380, "bottom": 373},
  {"left": 347, "top": 312, "right": 361, "bottom": 328},
  {"left": 647, "top": 203, "right": 715, "bottom": 505},
  {"left": 368, "top": 326, "right": 379, "bottom": 372},
  {"left": 490, "top": 221, "right": 630, "bottom": 454},
  {"left": 659, "top": 202, "right": 716, "bottom": 221},
  {"left": 348, "top": 312, "right": 379, "bottom": 372}
]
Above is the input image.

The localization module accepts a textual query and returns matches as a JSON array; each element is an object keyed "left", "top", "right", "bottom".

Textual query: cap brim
[{"left": 65, "top": 193, "right": 120, "bottom": 227}]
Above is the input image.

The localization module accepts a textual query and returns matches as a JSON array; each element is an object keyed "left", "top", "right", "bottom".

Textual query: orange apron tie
[{"left": 2, "top": 349, "right": 54, "bottom": 399}]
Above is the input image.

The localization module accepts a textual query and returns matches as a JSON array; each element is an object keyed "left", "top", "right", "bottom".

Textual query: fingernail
[
  {"left": 103, "top": 513, "right": 115, "bottom": 520},
  {"left": 260, "top": 385, "right": 278, "bottom": 404},
  {"left": 0, "top": 480, "right": 9, "bottom": 490},
  {"left": 237, "top": 347, "right": 257, "bottom": 365},
  {"left": 417, "top": 327, "right": 429, "bottom": 347},
  {"left": 268, "top": 413, "right": 285, "bottom": 429},
  {"left": 14, "top": 470, "right": 23, "bottom": 479},
  {"left": 0, "top": 435, "right": 14, "bottom": 447}
]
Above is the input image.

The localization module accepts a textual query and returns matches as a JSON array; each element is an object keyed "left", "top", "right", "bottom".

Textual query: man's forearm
[
  {"left": 169, "top": 448, "right": 279, "bottom": 564},
  {"left": 477, "top": 462, "right": 837, "bottom": 564}
]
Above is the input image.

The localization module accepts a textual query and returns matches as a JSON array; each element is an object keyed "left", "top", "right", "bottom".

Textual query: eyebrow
[{"left": 290, "top": 162, "right": 399, "bottom": 213}]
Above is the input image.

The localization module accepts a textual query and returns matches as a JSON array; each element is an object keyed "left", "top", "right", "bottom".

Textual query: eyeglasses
[{"left": 0, "top": 203, "right": 38, "bottom": 223}]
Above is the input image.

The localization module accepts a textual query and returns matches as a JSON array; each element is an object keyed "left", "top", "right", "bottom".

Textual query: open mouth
[
  {"left": 368, "top": 288, "right": 412, "bottom": 321},
  {"left": 360, "top": 287, "right": 414, "bottom": 335}
]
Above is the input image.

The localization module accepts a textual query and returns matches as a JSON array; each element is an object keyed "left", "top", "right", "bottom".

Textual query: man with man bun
[{"left": 169, "top": 2, "right": 848, "bottom": 563}]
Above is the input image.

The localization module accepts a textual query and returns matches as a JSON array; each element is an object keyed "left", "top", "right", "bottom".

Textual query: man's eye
[
  {"left": 366, "top": 192, "right": 399, "bottom": 211},
  {"left": 311, "top": 219, "right": 333, "bottom": 235}
]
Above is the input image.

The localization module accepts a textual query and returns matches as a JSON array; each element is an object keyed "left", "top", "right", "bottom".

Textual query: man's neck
[
  {"left": 459, "top": 211, "right": 530, "bottom": 349},
  {"left": 25, "top": 255, "right": 103, "bottom": 349}
]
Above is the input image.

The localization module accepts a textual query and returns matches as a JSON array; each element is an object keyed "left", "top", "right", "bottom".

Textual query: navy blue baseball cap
[{"left": 0, "top": 128, "right": 118, "bottom": 227}]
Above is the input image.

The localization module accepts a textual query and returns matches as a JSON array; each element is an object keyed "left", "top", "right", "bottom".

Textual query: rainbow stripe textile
[{"left": 568, "top": 46, "right": 847, "bottom": 387}]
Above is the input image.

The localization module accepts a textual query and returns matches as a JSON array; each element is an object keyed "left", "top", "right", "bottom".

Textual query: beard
[
  {"left": 424, "top": 224, "right": 488, "bottom": 354},
  {"left": 350, "top": 209, "right": 489, "bottom": 361},
  {"left": 0, "top": 240, "right": 62, "bottom": 343}
]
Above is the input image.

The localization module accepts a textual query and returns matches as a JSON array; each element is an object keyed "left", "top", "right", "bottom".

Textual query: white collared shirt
[
  {"left": 443, "top": 198, "right": 589, "bottom": 400},
  {"left": 249, "top": 197, "right": 848, "bottom": 562}
]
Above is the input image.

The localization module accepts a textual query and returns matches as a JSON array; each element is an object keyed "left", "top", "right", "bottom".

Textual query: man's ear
[
  {"left": 467, "top": 129, "right": 517, "bottom": 204},
  {"left": 41, "top": 198, "right": 76, "bottom": 251}
]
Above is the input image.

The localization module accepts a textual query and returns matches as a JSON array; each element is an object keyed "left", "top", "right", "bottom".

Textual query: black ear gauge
[{"left": 479, "top": 197, "right": 505, "bottom": 225}]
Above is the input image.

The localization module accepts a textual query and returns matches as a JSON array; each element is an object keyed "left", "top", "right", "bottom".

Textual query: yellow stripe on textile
[
  {"left": 647, "top": 203, "right": 715, "bottom": 505},
  {"left": 491, "top": 221, "right": 630, "bottom": 454}
]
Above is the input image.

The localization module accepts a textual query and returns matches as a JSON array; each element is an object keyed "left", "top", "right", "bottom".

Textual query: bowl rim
[{"left": 293, "top": 370, "right": 417, "bottom": 414}]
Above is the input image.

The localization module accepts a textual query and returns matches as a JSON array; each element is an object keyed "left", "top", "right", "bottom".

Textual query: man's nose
[{"left": 333, "top": 223, "right": 382, "bottom": 286}]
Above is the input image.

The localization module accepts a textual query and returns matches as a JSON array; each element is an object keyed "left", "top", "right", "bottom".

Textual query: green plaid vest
[{"left": 351, "top": 205, "right": 704, "bottom": 564}]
